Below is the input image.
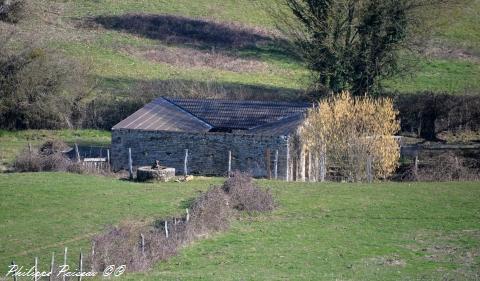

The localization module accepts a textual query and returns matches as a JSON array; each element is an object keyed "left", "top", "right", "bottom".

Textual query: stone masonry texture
[{"left": 111, "top": 129, "right": 289, "bottom": 179}]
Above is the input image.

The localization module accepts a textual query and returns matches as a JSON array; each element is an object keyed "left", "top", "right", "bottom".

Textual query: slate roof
[
  {"left": 112, "top": 98, "right": 212, "bottom": 132},
  {"left": 248, "top": 114, "right": 305, "bottom": 136},
  {"left": 113, "top": 97, "right": 310, "bottom": 136}
]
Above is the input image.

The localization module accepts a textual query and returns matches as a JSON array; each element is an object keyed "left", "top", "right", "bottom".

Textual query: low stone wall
[
  {"left": 137, "top": 166, "right": 175, "bottom": 182},
  {"left": 111, "top": 129, "right": 289, "bottom": 178}
]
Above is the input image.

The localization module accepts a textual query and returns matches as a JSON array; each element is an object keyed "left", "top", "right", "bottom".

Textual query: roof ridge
[
  {"left": 167, "top": 97, "right": 311, "bottom": 107},
  {"left": 161, "top": 97, "right": 213, "bottom": 129}
]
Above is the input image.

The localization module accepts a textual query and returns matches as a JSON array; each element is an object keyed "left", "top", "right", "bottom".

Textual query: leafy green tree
[{"left": 280, "top": 0, "right": 451, "bottom": 95}]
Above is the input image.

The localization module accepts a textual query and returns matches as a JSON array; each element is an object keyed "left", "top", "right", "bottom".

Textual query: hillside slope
[
  {"left": 1, "top": 173, "right": 479, "bottom": 280},
  {"left": 1, "top": 0, "right": 479, "bottom": 97}
]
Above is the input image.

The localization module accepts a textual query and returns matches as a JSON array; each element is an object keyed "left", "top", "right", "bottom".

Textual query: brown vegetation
[
  {"left": 13, "top": 148, "right": 70, "bottom": 172},
  {"left": 222, "top": 172, "right": 275, "bottom": 212},
  {"left": 91, "top": 173, "right": 275, "bottom": 273},
  {"left": 122, "top": 46, "right": 268, "bottom": 73},
  {"left": 13, "top": 140, "right": 72, "bottom": 172},
  {"left": 12, "top": 140, "right": 111, "bottom": 175},
  {"left": 0, "top": 0, "right": 25, "bottom": 23},
  {"left": 392, "top": 92, "right": 480, "bottom": 141},
  {"left": 301, "top": 91, "right": 400, "bottom": 182},
  {"left": 0, "top": 35, "right": 91, "bottom": 130},
  {"left": 415, "top": 152, "right": 479, "bottom": 181}
]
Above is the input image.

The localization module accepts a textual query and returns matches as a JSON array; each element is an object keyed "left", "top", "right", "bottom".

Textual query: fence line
[{"left": 122, "top": 146, "right": 418, "bottom": 182}]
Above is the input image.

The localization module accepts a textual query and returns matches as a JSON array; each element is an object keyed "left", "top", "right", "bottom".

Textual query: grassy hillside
[
  {"left": 1, "top": 173, "right": 479, "bottom": 280},
  {"left": 1, "top": 0, "right": 479, "bottom": 97}
]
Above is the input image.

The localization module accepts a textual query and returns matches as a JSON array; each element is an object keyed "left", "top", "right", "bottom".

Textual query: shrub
[
  {"left": 391, "top": 92, "right": 480, "bottom": 141},
  {"left": 187, "top": 186, "right": 231, "bottom": 237},
  {"left": 13, "top": 147, "right": 70, "bottom": 172},
  {"left": 0, "top": 37, "right": 90, "bottom": 130},
  {"left": 65, "top": 162, "right": 88, "bottom": 174},
  {"left": 91, "top": 174, "right": 275, "bottom": 273},
  {"left": 38, "top": 140, "right": 70, "bottom": 156},
  {"left": 12, "top": 140, "right": 90, "bottom": 173},
  {"left": 13, "top": 149, "right": 43, "bottom": 172},
  {"left": 301, "top": 91, "right": 400, "bottom": 182},
  {"left": 416, "top": 152, "right": 479, "bottom": 182},
  {"left": 92, "top": 222, "right": 151, "bottom": 272},
  {"left": 0, "top": 0, "right": 25, "bottom": 23},
  {"left": 222, "top": 171, "right": 275, "bottom": 212}
]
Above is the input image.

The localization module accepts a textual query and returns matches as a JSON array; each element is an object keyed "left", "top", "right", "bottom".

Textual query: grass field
[
  {"left": 1, "top": 173, "right": 479, "bottom": 280},
  {"left": 1, "top": 0, "right": 478, "bottom": 96}
]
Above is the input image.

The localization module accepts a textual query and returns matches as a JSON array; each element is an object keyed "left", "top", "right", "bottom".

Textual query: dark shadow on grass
[
  {"left": 84, "top": 14, "right": 301, "bottom": 63},
  {"left": 92, "top": 14, "right": 269, "bottom": 49},
  {"left": 99, "top": 77, "right": 307, "bottom": 102}
]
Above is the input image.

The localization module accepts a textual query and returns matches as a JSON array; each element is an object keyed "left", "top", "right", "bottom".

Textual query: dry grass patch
[
  {"left": 365, "top": 255, "right": 407, "bottom": 267},
  {"left": 122, "top": 46, "right": 268, "bottom": 73},
  {"left": 406, "top": 230, "right": 480, "bottom": 278}
]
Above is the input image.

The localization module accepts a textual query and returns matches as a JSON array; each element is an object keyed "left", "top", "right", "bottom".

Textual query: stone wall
[{"left": 111, "top": 129, "right": 290, "bottom": 179}]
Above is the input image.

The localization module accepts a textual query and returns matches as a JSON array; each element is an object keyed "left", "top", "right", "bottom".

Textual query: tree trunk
[{"left": 420, "top": 106, "right": 437, "bottom": 141}]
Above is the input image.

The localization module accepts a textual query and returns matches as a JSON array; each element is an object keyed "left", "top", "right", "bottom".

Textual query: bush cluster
[
  {"left": 91, "top": 173, "right": 275, "bottom": 272},
  {"left": 222, "top": 171, "right": 275, "bottom": 212},
  {"left": 301, "top": 91, "right": 400, "bottom": 182},
  {"left": 390, "top": 92, "right": 480, "bottom": 141},
  {"left": 0, "top": 37, "right": 90, "bottom": 130},
  {"left": 13, "top": 140, "right": 72, "bottom": 172},
  {"left": 0, "top": 0, "right": 25, "bottom": 23},
  {"left": 92, "top": 222, "right": 177, "bottom": 272},
  {"left": 415, "top": 152, "right": 479, "bottom": 182},
  {"left": 12, "top": 140, "right": 95, "bottom": 174}
]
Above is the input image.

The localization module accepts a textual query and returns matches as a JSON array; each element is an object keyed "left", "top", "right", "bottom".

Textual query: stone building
[{"left": 111, "top": 97, "right": 312, "bottom": 180}]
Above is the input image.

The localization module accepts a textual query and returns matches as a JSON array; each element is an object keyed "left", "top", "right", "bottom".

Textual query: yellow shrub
[{"left": 301, "top": 91, "right": 400, "bottom": 181}]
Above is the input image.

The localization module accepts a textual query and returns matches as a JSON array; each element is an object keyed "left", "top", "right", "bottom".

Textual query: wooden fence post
[
  {"left": 274, "top": 150, "right": 278, "bottom": 180},
  {"left": 227, "top": 150, "right": 232, "bottom": 177},
  {"left": 319, "top": 152, "right": 326, "bottom": 183},
  {"left": 128, "top": 148, "right": 133, "bottom": 180},
  {"left": 75, "top": 143, "right": 81, "bottom": 163},
  {"left": 184, "top": 149, "right": 189, "bottom": 177},
  {"left": 307, "top": 151, "right": 312, "bottom": 182},
  {"left": 265, "top": 148, "right": 271, "bottom": 179},
  {"left": 91, "top": 241, "right": 95, "bottom": 271},
  {"left": 165, "top": 221, "right": 169, "bottom": 238},
  {"left": 414, "top": 156, "right": 419, "bottom": 179},
  {"left": 299, "top": 148, "right": 306, "bottom": 182},
  {"left": 49, "top": 252, "right": 55, "bottom": 281},
  {"left": 286, "top": 139, "right": 290, "bottom": 181},
  {"left": 63, "top": 247, "right": 67, "bottom": 281},
  {"left": 367, "top": 156, "right": 373, "bottom": 183},
  {"left": 186, "top": 208, "right": 189, "bottom": 222},
  {"left": 78, "top": 251, "right": 83, "bottom": 281},
  {"left": 140, "top": 234, "right": 145, "bottom": 256},
  {"left": 28, "top": 142, "right": 32, "bottom": 164}
]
